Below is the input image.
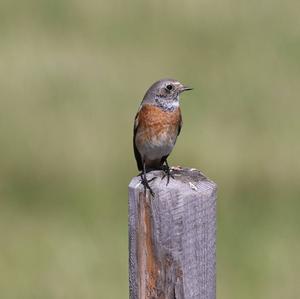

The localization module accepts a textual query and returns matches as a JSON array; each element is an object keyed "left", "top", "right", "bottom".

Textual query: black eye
[{"left": 166, "top": 84, "right": 173, "bottom": 91}]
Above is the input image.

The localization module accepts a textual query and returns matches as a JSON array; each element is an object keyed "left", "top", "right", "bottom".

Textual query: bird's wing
[
  {"left": 177, "top": 110, "right": 182, "bottom": 136},
  {"left": 133, "top": 108, "right": 143, "bottom": 171}
]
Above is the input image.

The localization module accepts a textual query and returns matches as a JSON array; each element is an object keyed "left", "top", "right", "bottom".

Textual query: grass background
[{"left": 0, "top": 0, "right": 300, "bottom": 298}]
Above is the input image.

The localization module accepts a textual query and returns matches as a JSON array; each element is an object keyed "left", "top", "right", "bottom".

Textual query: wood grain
[{"left": 128, "top": 167, "right": 217, "bottom": 299}]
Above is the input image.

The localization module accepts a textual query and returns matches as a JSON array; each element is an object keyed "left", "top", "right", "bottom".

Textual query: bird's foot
[
  {"left": 140, "top": 174, "right": 156, "bottom": 197},
  {"left": 161, "top": 165, "right": 175, "bottom": 185}
]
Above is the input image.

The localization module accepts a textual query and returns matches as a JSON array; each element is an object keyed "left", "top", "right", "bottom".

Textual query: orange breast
[
  {"left": 135, "top": 104, "right": 182, "bottom": 165},
  {"left": 137, "top": 104, "right": 181, "bottom": 139}
]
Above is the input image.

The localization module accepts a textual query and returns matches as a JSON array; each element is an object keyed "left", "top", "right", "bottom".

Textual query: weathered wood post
[{"left": 128, "top": 167, "right": 217, "bottom": 299}]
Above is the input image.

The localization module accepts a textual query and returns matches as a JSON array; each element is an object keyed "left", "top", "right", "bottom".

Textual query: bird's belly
[{"left": 136, "top": 126, "right": 177, "bottom": 160}]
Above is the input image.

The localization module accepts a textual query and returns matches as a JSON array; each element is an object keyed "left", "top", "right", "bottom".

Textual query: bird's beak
[
  {"left": 179, "top": 84, "right": 193, "bottom": 93},
  {"left": 182, "top": 85, "right": 193, "bottom": 91}
]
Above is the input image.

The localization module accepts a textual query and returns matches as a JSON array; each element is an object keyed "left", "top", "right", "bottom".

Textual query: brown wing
[
  {"left": 133, "top": 110, "right": 143, "bottom": 171},
  {"left": 177, "top": 110, "right": 182, "bottom": 136}
]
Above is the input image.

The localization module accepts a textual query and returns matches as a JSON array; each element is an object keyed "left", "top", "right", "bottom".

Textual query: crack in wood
[{"left": 137, "top": 192, "right": 184, "bottom": 299}]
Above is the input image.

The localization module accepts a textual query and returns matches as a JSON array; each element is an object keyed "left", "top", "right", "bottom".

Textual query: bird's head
[{"left": 143, "top": 78, "right": 192, "bottom": 109}]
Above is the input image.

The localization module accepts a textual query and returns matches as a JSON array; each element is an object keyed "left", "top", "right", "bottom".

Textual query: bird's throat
[{"left": 154, "top": 98, "right": 179, "bottom": 112}]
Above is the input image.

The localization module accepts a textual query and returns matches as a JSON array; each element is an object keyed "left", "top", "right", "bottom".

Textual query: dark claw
[
  {"left": 161, "top": 162, "right": 175, "bottom": 185},
  {"left": 161, "top": 171, "right": 175, "bottom": 185},
  {"left": 140, "top": 173, "right": 156, "bottom": 197}
]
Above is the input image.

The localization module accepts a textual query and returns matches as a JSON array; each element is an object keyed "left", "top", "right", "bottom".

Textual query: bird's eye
[{"left": 166, "top": 84, "right": 173, "bottom": 91}]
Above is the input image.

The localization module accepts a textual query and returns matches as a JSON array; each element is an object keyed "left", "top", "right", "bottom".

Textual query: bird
[{"left": 133, "top": 78, "right": 192, "bottom": 196}]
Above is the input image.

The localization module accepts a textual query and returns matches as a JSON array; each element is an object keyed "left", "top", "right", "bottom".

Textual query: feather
[{"left": 133, "top": 110, "right": 143, "bottom": 171}]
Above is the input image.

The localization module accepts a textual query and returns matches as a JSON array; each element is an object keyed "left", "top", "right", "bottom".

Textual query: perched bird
[{"left": 133, "top": 78, "right": 192, "bottom": 195}]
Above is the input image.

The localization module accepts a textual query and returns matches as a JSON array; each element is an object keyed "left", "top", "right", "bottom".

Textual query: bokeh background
[{"left": 1, "top": 0, "right": 300, "bottom": 298}]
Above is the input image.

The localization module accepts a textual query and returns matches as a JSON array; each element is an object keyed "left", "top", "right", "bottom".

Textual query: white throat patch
[{"left": 164, "top": 101, "right": 179, "bottom": 110}]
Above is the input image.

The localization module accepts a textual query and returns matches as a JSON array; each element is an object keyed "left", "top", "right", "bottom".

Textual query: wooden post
[{"left": 128, "top": 167, "right": 217, "bottom": 299}]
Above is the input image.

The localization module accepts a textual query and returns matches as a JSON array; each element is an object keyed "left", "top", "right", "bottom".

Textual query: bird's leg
[
  {"left": 161, "top": 159, "right": 175, "bottom": 185},
  {"left": 140, "top": 161, "right": 155, "bottom": 197}
]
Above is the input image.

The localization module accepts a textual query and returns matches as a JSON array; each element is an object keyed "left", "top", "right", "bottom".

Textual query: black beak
[{"left": 181, "top": 85, "right": 193, "bottom": 92}]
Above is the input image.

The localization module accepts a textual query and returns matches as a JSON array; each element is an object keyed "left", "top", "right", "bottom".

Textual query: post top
[{"left": 129, "top": 167, "right": 217, "bottom": 197}]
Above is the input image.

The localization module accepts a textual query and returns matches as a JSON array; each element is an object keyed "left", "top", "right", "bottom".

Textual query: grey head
[{"left": 142, "top": 78, "right": 192, "bottom": 111}]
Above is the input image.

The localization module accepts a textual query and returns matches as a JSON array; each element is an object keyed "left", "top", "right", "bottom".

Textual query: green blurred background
[{"left": 0, "top": 0, "right": 300, "bottom": 298}]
